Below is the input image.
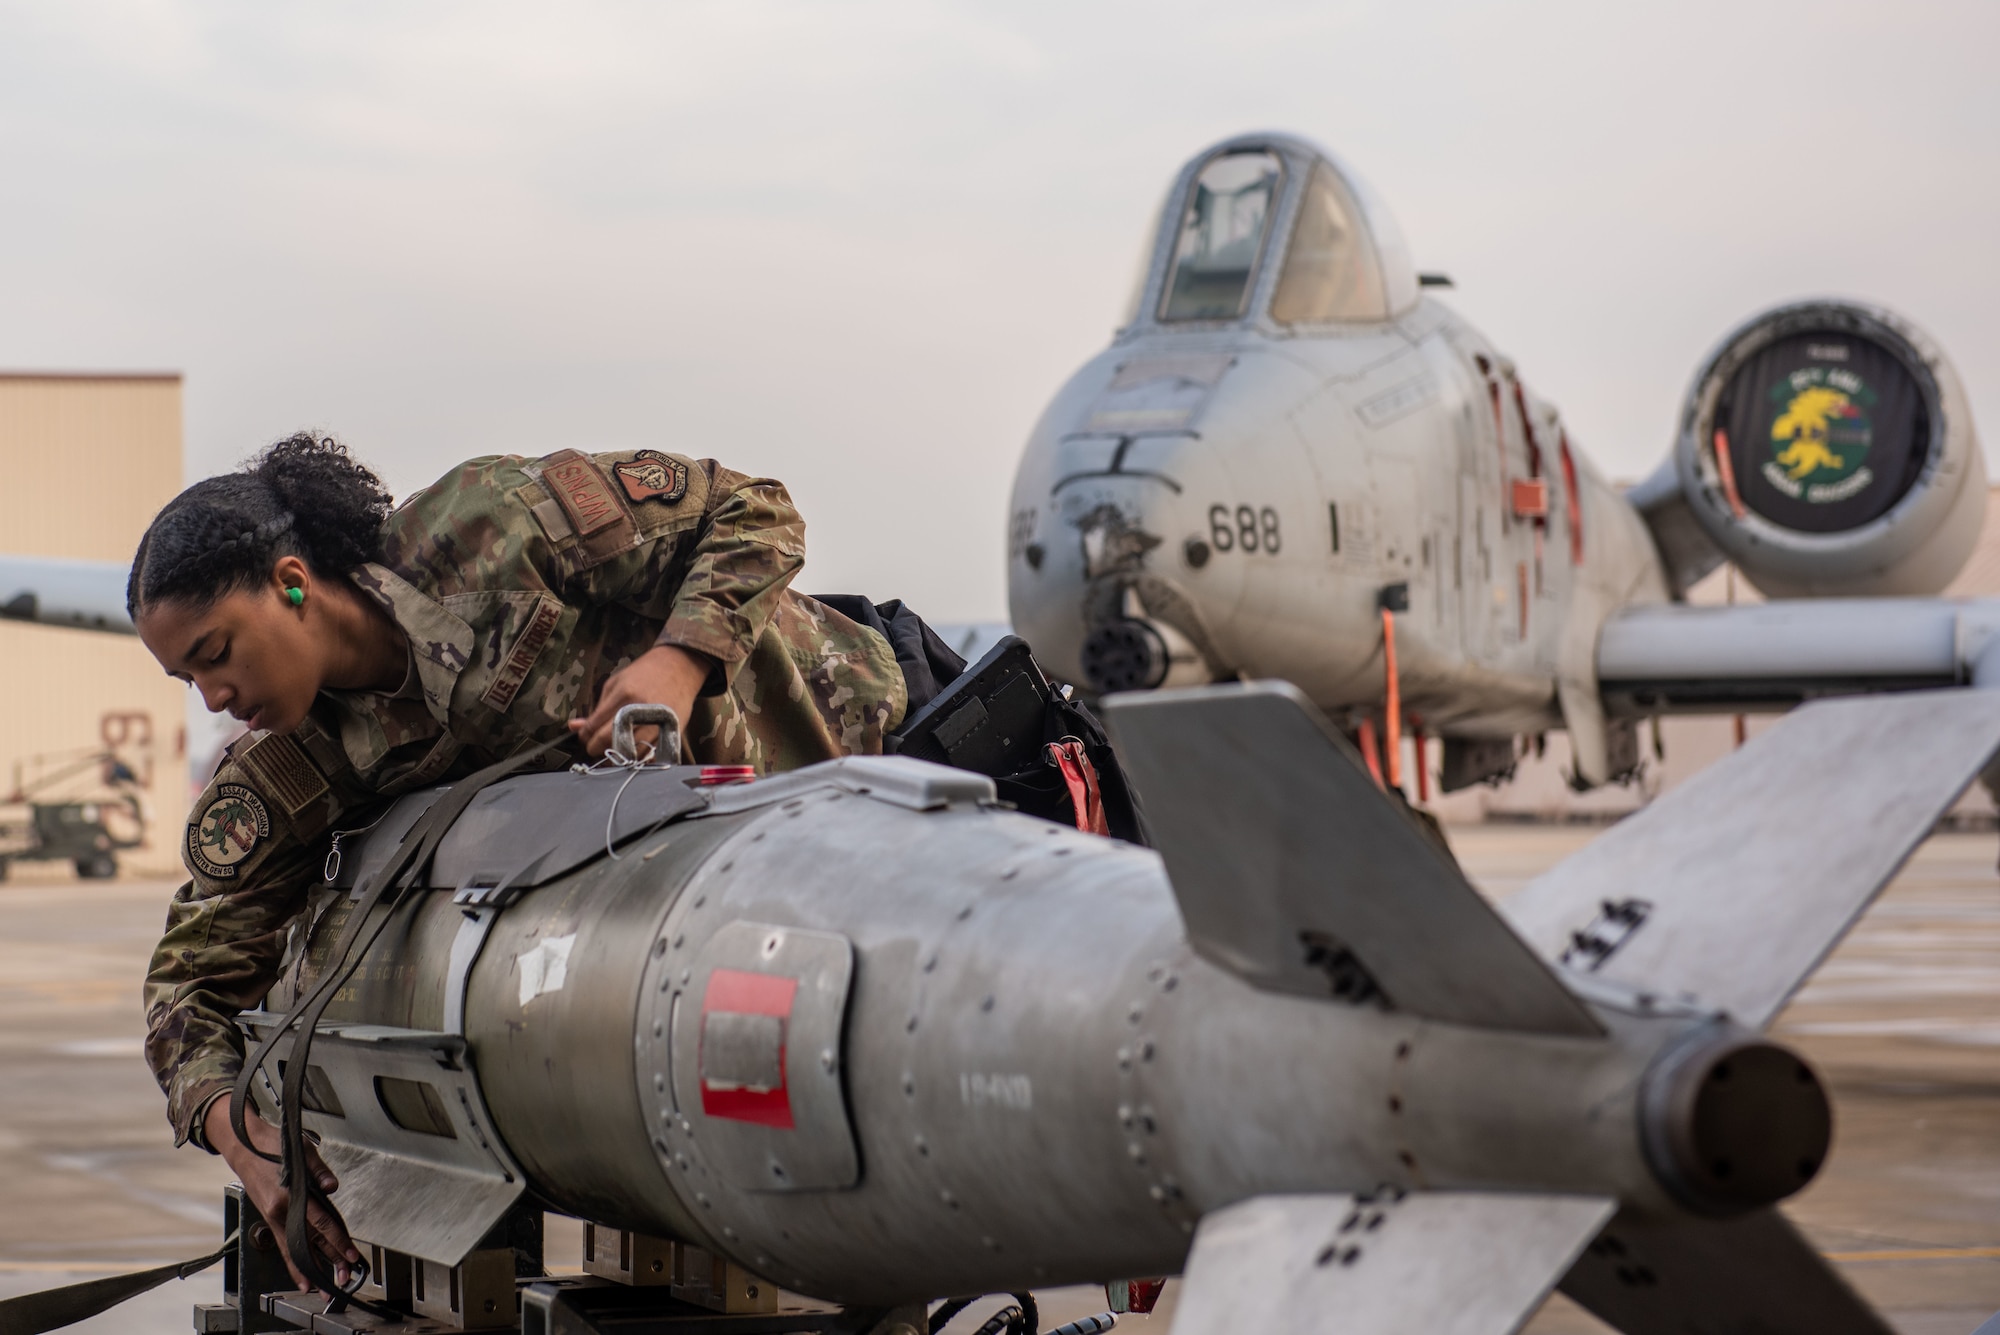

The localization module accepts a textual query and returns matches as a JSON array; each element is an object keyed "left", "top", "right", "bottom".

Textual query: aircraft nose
[
  {"left": 1010, "top": 344, "right": 1333, "bottom": 695},
  {"left": 1070, "top": 500, "right": 1188, "bottom": 693},
  {"left": 1010, "top": 450, "right": 1233, "bottom": 695}
]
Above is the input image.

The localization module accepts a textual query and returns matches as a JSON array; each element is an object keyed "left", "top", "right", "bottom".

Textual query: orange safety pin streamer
[
  {"left": 1713, "top": 428, "right": 1747, "bottom": 519},
  {"left": 1355, "top": 718, "right": 1386, "bottom": 790},
  {"left": 1046, "top": 739, "right": 1109, "bottom": 836},
  {"left": 1559, "top": 431, "right": 1584, "bottom": 565},
  {"left": 1382, "top": 607, "right": 1403, "bottom": 790}
]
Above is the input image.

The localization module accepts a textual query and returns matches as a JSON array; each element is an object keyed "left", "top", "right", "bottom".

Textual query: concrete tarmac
[{"left": 0, "top": 828, "right": 1993, "bottom": 1335}]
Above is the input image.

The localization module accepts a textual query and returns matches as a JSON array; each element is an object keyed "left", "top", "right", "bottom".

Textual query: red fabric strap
[{"left": 1047, "top": 739, "right": 1109, "bottom": 836}]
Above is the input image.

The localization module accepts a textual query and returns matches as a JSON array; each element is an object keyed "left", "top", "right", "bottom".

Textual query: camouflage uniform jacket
[{"left": 144, "top": 449, "right": 907, "bottom": 1147}]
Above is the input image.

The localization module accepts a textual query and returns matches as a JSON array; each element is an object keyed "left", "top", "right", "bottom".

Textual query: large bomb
[{"left": 242, "top": 683, "right": 2000, "bottom": 1333}]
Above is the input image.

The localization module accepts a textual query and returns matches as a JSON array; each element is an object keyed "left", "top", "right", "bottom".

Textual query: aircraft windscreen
[
  {"left": 1159, "top": 151, "right": 1283, "bottom": 322},
  {"left": 1269, "top": 161, "right": 1388, "bottom": 324}
]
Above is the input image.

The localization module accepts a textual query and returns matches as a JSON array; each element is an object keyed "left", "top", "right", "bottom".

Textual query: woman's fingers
[
  {"left": 223, "top": 1111, "right": 359, "bottom": 1290},
  {"left": 570, "top": 715, "right": 612, "bottom": 756},
  {"left": 573, "top": 683, "right": 649, "bottom": 755},
  {"left": 255, "top": 1186, "right": 310, "bottom": 1289},
  {"left": 572, "top": 650, "right": 701, "bottom": 758},
  {"left": 278, "top": 1240, "right": 308, "bottom": 1290},
  {"left": 251, "top": 1173, "right": 359, "bottom": 1289},
  {"left": 309, "top": 1208, "right": 357, "bottom": 1285},
  {"left": 308, "top": 1196, "right": 360, "bottom": 1265},
  {"left": 570, "top": 685, "right": 630, "bottom": 755},
  {"left": 303, "top": 1142, "right": 340, "bottom": 1196},
  {"left": 269, "top": 1195, "right": 357, "bottom": 1291}
]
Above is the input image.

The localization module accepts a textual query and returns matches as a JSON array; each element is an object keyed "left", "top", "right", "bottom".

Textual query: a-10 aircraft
[{"left": 1006, "top": 131, "right": 1995, "bottom": 788}]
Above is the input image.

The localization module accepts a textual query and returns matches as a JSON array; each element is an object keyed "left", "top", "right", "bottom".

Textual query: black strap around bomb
[{"left": 229, "top": 740, "right": 563, "bottom": 1309}]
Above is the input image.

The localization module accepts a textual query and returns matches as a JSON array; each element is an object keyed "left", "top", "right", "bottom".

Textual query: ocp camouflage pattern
[{"left": 144, "top": 449, "right": 908, "bottom": 1146}]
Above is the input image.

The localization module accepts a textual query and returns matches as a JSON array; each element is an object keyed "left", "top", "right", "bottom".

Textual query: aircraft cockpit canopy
[
  {"left": 1145, "top": 135, "right": 1417, "bottom": 329},
  {"left": 1267, "top": 161, "right": 1389, "bottom": 324},
  {"left": 1160, "top": 151, "right": 1284, "bottom": 322}
]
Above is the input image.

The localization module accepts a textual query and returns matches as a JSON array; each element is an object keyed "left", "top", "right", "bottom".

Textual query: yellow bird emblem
[{"left": 1770, "top": 386, "right": 1860, "bottom": 481}]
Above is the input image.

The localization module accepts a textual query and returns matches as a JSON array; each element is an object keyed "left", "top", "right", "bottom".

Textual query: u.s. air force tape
[{"left": 481, "top": 594, "right": 565, "bottom": 714}]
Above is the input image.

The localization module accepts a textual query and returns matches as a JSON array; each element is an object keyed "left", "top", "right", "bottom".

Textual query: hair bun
[{"left": 127, "top": 432, "right": 390, "bottom": 616}]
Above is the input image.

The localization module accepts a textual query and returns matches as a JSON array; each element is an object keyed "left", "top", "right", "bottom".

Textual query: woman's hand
[
  {"left": 569, "top": 644, "right": 715, "bottom": 758},
  {"left": 205, "top": 1097, "right": 359, "bottom": 1292}
]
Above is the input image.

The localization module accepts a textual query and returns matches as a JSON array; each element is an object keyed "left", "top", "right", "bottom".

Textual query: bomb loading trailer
[{"left": 204, "top": 686, "right": 2000, "bottom": 1335}]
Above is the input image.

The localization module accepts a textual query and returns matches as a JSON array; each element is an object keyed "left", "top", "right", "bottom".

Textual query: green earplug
[{"left": 287, "top": 586, "right": 304, "bottom": 606}]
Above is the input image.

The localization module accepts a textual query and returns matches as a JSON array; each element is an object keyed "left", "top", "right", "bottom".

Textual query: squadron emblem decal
[
  {"left": 613, "top": 450, "right": 689, "bottom": 505},
  {"left": 188, "top": 783, "right": 271, "bottom": 879},
  {"left": 1762, "top": 367, "right": 1878, "bottom": 504}
]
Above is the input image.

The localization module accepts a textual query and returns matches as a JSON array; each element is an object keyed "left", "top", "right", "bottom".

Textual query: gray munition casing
[
  {"left": 269, "top": 757, "right": 1673, "bottom": 1302},
  {"left": 242, "top": 681, "right": 2000, "bottom": 1322}
]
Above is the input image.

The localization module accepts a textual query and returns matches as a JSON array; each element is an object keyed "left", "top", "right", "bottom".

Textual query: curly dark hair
[{"left": 126, "top": 433, "right": 394, "bottom": 617}]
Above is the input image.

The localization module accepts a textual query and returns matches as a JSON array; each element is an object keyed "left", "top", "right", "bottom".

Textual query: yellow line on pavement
[{"left": 1828, "top": 1246, "right": 2000, "bottom": 1262}]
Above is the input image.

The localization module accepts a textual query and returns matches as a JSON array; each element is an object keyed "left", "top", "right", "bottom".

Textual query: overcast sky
[{"left": 2, "top": 1, "right": 1994, "bottom": 620}]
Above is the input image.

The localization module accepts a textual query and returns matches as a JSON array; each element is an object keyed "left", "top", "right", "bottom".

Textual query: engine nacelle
[{"left": 1648, "top": 299, "right": 1984, "bottom": 598}]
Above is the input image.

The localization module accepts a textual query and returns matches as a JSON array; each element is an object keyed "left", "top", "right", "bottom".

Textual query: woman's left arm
[
  {"left": 652, "top": 473, "right": 807, "bottom": 669},
  {"left": 566, "top": 464, "right": 807, "bottom": 755}
]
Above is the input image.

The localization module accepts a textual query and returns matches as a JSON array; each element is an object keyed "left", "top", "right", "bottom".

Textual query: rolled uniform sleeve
[
  {"left": 143, "top": 740, "right": 338, "bottom": 1148},
  {"left": 504, "top": 450, "right": 901, "bottom": 771},
  {"left": 653, "top": 475, "right": 806, "bottom": 673},
  {"left": 542, "top": 455, "right": 809, "bottom": 684}
]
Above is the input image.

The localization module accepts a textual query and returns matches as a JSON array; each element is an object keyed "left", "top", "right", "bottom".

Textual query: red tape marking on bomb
[{"left": 699, "top": 968, "right": 799, "bottom": 1128}]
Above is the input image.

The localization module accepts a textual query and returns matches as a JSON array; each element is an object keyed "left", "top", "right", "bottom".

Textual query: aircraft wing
[
  {"left": 0, "top": 554, "right": 133, "bottom": 635},
  {"left": 1596, "top": 598, "right": 2000, "bottom": 714}
]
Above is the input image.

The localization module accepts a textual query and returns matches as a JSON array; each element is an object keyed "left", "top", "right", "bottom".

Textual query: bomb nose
[{"left": 1640, "top": 1028, "right": 1833, "bottom": 1215}]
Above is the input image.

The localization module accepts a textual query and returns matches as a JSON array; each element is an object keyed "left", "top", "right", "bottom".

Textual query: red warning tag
[{"left": 699, "top": 968, "right": 799, "bottom": 1128}]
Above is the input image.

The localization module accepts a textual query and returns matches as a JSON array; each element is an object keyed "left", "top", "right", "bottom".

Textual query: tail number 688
[{"left": 1208, "top": 504, "right": 1282, "bottom": 554}]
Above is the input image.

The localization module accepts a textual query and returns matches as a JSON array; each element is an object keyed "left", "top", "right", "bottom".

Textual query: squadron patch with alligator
[
  {"left": 188, "top": 783, "right": 271, "bottom": 879},
  {"left": 613, "top": 450, "right": 689, "bottom": 505},
  {"left": 1762, "top": 366, "right": 1878, "bottom": 505}
]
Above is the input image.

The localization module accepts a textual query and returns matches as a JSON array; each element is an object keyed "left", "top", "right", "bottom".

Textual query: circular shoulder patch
[{"left": 187, "top": 783, "right": 273, "bottom": 880}]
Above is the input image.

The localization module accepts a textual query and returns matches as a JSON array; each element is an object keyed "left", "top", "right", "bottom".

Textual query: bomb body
[{"left": 269, "top": 757, "right": 1806, "bottom": 1307}]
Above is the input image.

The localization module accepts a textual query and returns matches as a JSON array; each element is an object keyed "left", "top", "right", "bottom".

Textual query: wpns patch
[
  {"left": 188, "top": 783, "right": 271, "bottom": 879},
  {"left": 614, "top": 450, "right": 689, "bottom": 505}
]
